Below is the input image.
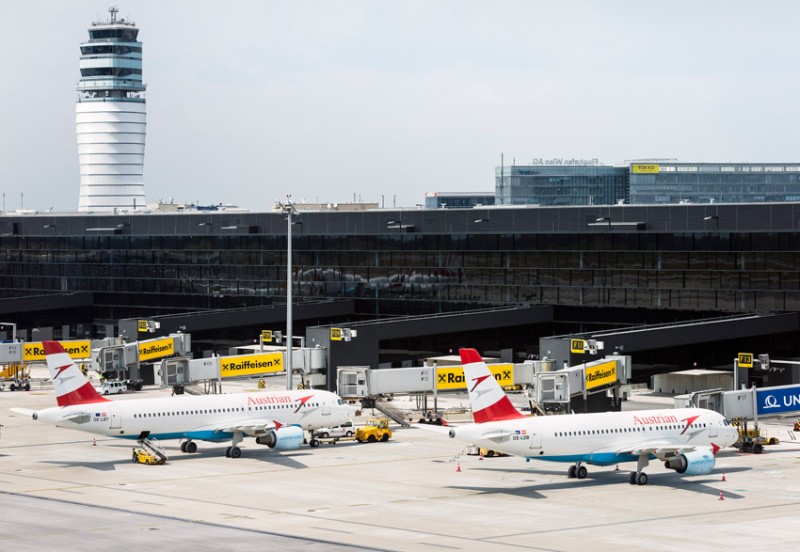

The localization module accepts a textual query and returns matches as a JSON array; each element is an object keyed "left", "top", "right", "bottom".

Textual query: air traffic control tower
[{"left": 76, "top": 7, "right": 146, "bottom": 212}]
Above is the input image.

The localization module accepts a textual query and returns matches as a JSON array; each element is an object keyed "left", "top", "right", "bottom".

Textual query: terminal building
[
  {"left": 474, "top": 160, "right": 800, "bottom": 208},
  {"left": 2, "top": 202, "right": 800, "bottom": 393}
]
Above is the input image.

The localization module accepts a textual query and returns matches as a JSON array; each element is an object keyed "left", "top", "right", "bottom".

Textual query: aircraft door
[
  {"left": 109, "top": 407, "right": 121, "bottom": 429},
  {"left": 528, "top": 432, "right": 542, "bottom": 449},
  {"left": 322, "top": 402, "right": 331, "bottom": 416},
  {"left": 709, "top": 425, "right": 718, "bottom": 438}
]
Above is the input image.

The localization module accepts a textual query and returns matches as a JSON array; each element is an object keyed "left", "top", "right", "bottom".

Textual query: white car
[
  {"left": 97, "top": 381, "right": 126, "bottom": 395},
  {"left": 315, "top": 421, "right": 355, "bottom": 439}
]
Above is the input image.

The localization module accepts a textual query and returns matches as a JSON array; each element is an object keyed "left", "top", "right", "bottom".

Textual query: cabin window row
[
  {"left": 553, "top": 423, "right": 708, "bottom": 437},
  {"left": 131, "top": 402, "right": 322, "bottom": 418}
]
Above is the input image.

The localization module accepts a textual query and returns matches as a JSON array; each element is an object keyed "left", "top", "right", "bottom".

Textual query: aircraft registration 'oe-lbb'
[
  {"left": 428, "top": 348, "right": 739, "bottom": 486},
  {"left": 10, "top": 341, "right": 354, "bottom": 459}
]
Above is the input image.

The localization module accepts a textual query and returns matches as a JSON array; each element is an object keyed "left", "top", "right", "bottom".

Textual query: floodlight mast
[{"left": 277, "top": 197, "right": 298, "bottom": 390}]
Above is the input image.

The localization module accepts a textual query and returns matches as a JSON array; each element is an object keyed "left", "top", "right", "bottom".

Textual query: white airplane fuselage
[
  {"left": 35, "top": 389, "right": 351, "bottom": 442},
  {"left": 449, "top": 408, "right": 739, "bottom": 465}
]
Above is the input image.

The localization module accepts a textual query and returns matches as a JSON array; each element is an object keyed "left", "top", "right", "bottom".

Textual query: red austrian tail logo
[
  {"left": 54, "top": 364, "right": 72, "bottom": 380},
  {"left": 293, "top": 395, "right": 314, "bottom": 413},
  {"left": 680, "top": 415, "right": 700, "bottom": 435},
  {"left": 469, "top": 375, "right": 491, "bottom": 393}
]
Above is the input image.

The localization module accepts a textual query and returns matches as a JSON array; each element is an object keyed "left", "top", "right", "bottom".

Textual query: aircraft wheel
[
  {"left": 186, "top": 441, "right": 197, "bottom": 453},
  {"left": 576, "top": 466, "right": 588, "bottom": 479},
  {"left": 309, "top": 439, "right": 320, "bottom": 448},
  {"left": 629, "top": 472, "right": 637, "bottom": 485},
  {"left": 180, "top": 441, "right": 188, "bottom": 453},
  {"left": 225, "top": 447, "right": 232, "bottom": 458},
  {"left": 230, "top": 447, "right": 242, "bottom": 459},
  {"left": 568, "top": 465, "right": 577, "bottom": 478},
  {"left": 636, "top": 472, "right": 648, "bottom": 486}
]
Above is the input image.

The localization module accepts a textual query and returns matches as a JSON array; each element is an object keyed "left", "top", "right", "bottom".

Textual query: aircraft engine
[
  {"left": 664, "top": 449, "right": 715, "bottom": 475},
  {"left": 255, "top": 426, "right": 304, "bottom": 451}
]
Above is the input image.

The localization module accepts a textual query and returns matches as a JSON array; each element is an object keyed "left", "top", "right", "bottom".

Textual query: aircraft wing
[
  {"left": 194, "top": 418, "right": 279, "bottom": 437},
  {"left": 612, "top": 440, "right": 698, "bottom": 459}
]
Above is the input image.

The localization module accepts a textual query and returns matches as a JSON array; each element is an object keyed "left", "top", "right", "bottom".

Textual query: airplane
[
  {"left": 438, "top": 348, "right": 739, "bottom": 485},
  {"left": 10, "top": 340, "right": 354, "bottom": 459}
]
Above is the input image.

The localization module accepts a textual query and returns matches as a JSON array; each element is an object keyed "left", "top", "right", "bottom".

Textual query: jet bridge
[
  {"left": 532, "top": 355, "right": 632, "bottom": 413},
  {"left": 337, "top": 354, "right": 633, "bottom": 417}
]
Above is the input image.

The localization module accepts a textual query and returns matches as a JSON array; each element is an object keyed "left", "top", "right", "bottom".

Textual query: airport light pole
[{"left": 277, "top": 197, "right": 298, "bottom": 390}]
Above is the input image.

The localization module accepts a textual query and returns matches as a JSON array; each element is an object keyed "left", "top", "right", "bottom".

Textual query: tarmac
[{"left": 1, "top": 377, "right": 800, "bottom": 551}]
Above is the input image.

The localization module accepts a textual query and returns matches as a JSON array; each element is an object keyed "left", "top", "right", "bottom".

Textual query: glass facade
[
  {"left": 2, "top": 204, "right": 800, "bottom": 327},
  {"left": 496, "top": 165, "right": 629, "bottom": 206},
  {"left": 629, "top": 163, "right": 800, "bottom": 204}
]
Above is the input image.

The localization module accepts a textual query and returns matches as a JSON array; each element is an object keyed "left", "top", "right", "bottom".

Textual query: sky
[{"left": 1, "top": 1, "right": 799, "bottom": 212}]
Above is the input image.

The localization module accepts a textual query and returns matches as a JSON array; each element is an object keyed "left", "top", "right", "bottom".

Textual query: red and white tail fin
[
  {"left": 459, "top": 348, "right": 524, "bottom": 423},
  {"left": 44, "top": 340, "right": 108, "bottom": 406}
]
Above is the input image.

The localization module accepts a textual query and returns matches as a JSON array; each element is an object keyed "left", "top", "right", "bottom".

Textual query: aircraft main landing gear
[
  {"left": 568, "top": 463, "right": 588, "bottom": 479},
  {"left": 225, "top": 431, "right": 244, "bottom": 458},
  {"left": 180, "top": 440, "right": 198, "bottom": 453}
]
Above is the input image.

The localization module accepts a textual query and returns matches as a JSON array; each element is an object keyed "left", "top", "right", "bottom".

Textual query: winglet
[
  {"left": 459, "top": 348, "right": 524, "bottom": 423},
  {"left": 44, "top": 340, "right": 108, "bottom": 406}
]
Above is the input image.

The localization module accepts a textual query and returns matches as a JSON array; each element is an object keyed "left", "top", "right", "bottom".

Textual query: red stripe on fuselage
[{"left": 56, "top": 383, "right": 108, "bottom": 407}]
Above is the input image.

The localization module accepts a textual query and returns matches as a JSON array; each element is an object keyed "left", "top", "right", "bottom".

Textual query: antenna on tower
[{"left": 109, "top": 6, "right": 119, "bottom": 23}]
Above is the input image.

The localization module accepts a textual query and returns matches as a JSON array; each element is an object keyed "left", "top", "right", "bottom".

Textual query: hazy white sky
[{"left": 1, "top": 1, "right": 799, "bottom": 212}]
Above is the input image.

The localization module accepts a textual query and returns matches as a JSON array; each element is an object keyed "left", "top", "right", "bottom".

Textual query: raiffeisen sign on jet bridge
[
  {"left": 220, "top": 352, "right": 283, "bottom": 378},
  {"left": 24, "top": 340, "right": 92, "bottom": 361},
  {"left": 585, "top": 360, "right": 617, "bottom": 390},
  {"left": 756, "top": 385, "right": 800, "bottom": 415},
  {"left": 436, "top": 364, "right": 513, "bottom": 390},
  {"left": 138, "top": 337, "right": 175, "bottom": 362}
]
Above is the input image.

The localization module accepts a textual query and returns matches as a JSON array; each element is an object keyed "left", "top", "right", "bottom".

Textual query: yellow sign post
[
  {"left": 738, "top": 352, "right": 753, "bottom": 369},
  {"left": 570, "top": 339, "right": 586, "bottom": 354}
]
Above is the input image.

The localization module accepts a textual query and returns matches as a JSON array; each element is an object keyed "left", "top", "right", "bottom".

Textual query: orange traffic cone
[
  {"left": 456, "top": 463, "right": 461, "bottom": 472},
  {"left": 479, "top": 452, "right": 484, "bottom": 461},
  {"left": 721, "top": 473, "right": 726, "bottom": 482},
  {"left": 718, "top": 491, "right": 724, "bottom": 501}
]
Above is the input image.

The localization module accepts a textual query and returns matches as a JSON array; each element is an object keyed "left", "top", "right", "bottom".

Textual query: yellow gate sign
[
  {"left": 138, "top": 320, "right": 149, "bottom": 333},
  {"left": 436, "top": 364, "right": 514, "bottom": 390},
  {"left": 330, "top": 328, "right": 343, "bottom": 341},
  {"left": 571, "top": 339, "right": 586, "bottom": 354},
  {"left": 738, "top": 352, "right": 753, "bottom": 369},
  {"left": 221, "top": 352, "right": 283, "bottom": 378},
  {"left": 261, "top": 330, "right": 272, "bottom": 344}
]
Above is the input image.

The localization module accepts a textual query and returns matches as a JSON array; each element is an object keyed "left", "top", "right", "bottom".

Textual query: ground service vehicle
[
  {"left": 132, "top": 448, "right": 165, "bottom": 465},
  {"left": 316, "top": 421, "right": 355, "bottom": 439},
  {"left": 97, "top": 380, "right": 126, "bottom": 395},
  {"left": 355, "top": 417, "right": 392, "bottom": 442}
]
